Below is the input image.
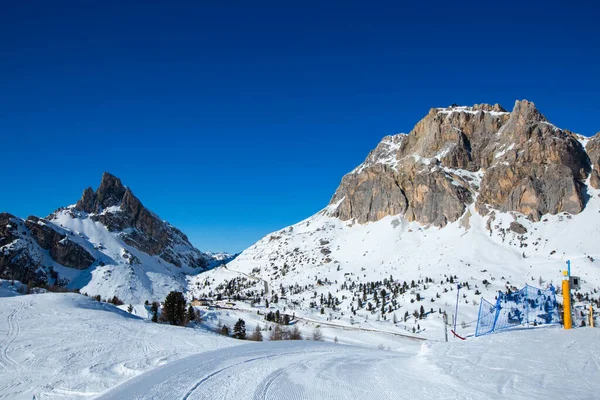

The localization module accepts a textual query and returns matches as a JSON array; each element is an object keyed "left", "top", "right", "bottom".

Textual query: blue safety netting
[{"left": 475, "top": 284, "right": 559, "bottom": 337}]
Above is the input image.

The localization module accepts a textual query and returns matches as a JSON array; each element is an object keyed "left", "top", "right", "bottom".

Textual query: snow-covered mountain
[
  {"left": 0, "top": 173, "right": 225, "bottom": 303},
  {"left": 192, "top": 100, "right": 600, "bottom": 338}
]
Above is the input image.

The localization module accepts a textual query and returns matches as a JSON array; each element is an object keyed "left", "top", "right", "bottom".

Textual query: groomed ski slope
[
  {"left": 0, "top": 289, "right": 236, "bottom": 400},
  {"left": 97, "top": 328, "right": 600, "bottom": 400},
  {"left": 1, "top": 285, "right": 599, "bottom": 399}
]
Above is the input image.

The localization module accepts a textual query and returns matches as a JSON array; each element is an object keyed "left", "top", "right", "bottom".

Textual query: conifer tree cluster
[{"left": 265, "top": 310, "right": 291, "bottom": 325}]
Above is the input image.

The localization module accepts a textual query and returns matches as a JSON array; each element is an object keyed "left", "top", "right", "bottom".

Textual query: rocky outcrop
[
  {"left": 0, "top": 214, "right": 95, "bottom": 281},
  {"left": 1, "top": 214, "right": 37, "bottom": 283},
  {"left": 0, "top": 213, "right": 19, "bottom": 248},
  {"left": 24, "top": 216, "right": 95, "bottom": 270},
  {"left": 476, "top": 101, "right": 590, "bottom": 220},
  {"left": 24, "top": 216, "right": 65, "bottom": 250},
  {"left": 587, "top": 133, "right": 600, "bottom": 189},
  {"left": 509, "top": 222, "right": 527, "bottom": 234},
  {"left": 330, "top": 100, "right": 596, "bottom": 225},
  {"left": 50, "top": 238, "right": 95, "bottom": 270}
]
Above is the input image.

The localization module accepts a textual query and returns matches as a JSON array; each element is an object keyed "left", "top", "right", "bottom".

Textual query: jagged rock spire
[{"left": 75, "top": 172, "right": 127, "bottom": 213}]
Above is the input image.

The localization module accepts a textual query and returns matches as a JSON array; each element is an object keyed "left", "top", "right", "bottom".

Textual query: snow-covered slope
[
  {"left": 0, "top": 290, "right": 236, "bottom": 400},
  {"left": 96, "top": 327, "right": 600, "bottom": 400},
  {"left": 49, "top": 207, "right": 213, "bottom": 303},
  {"left": 193, "top": 188, "right": 600, "bottom": 339}
]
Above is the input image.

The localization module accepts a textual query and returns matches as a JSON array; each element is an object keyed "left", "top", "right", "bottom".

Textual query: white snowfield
[
  {"left": 96, "top": 328, "right": 600, "bottom": 400},
  {"left": 0, "top": 291, "right": 235, "bottom": 400},
  {"left": 0, "top": 288, "right": 599, "bottom": 399}
]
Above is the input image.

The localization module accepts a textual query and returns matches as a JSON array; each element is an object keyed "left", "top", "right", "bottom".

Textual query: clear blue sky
[{"left": 1, "top": 1, "right": 598, "bottom": 253}]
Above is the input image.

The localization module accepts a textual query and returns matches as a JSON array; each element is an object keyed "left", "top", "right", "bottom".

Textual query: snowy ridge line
[{"left": 435, "top": 105, "right": 509, "bottom": 116}]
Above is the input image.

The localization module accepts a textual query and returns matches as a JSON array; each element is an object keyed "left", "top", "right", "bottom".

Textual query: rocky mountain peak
[
  {"left": 75, "top": 172, "right": 128, "bottom": 213},
  {"left": 508, "top": 99, "right": 546, "bottom": 125},
  {"left": 96, "top": 172, "right": 127, "bottom": 208},
  {"left": 330, "top": 100, "right": 596, "bottom": 226},
  {"left": 66, "top": 173, "right": 209, "bottom": 269}
]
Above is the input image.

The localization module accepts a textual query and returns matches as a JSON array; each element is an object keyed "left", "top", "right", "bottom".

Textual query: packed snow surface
[
  {"left": 1, "top": 284, "right": 599, "bottom": 399},
  {"left": 97, "top": 328, "right": 600, "bottom": 400},
  {"left": 0, "top": 290, "right": 235, "bottom": 400}
]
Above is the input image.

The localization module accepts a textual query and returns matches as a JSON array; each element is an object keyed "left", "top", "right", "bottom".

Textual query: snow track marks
[{"left": 0, "top": 301, "right": 25, "bottom": 374}]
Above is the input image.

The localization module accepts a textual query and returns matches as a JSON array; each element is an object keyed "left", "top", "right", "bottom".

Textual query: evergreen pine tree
[
  {"left": 233, "top": 318, "right": 247, "bottom": 339},
  {"left": 150, "top": 301, "right": 159, "bottom": 322},
  {"left": 162, "top": 291, "right": 187, "bottom": 326}
]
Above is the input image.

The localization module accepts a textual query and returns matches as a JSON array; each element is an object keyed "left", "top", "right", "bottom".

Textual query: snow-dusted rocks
[
  {"left": 0, "top": 213, "right": 96, "bottom": 285},
  {"left": 0, "top": 173, "right": 225, "bottom": 303},
  {"left": 477, "top": 100, "right": 590, "bottom": 220}
]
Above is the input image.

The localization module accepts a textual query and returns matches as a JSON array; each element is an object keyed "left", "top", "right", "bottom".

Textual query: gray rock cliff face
[{"left": 330, "top": 100, "right": 595, "bottom": 225}]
